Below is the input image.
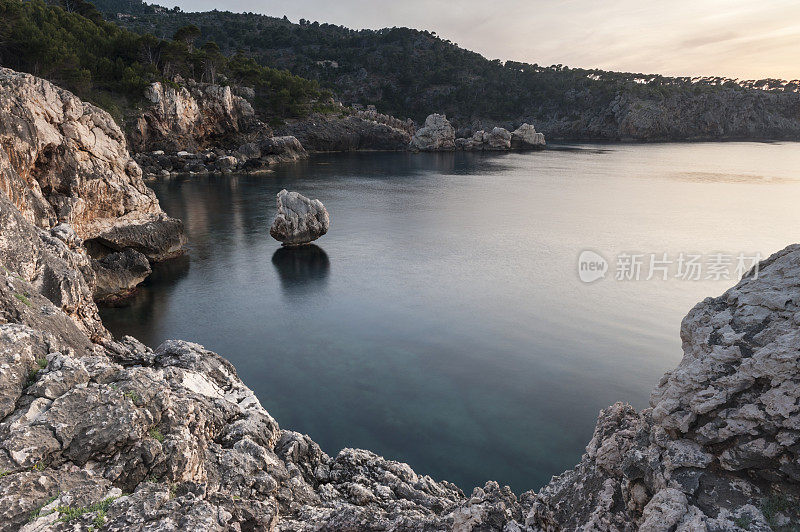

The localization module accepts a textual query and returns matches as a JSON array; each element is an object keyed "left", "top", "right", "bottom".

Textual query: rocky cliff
[
  {"left": 129, "top": 80, "right": 309, "bottom": 176},
  {"left": 0, "top": 68, "right": 185, "bottom": 302},
  {"left": 130, "top": 81, "right": 265, "bottom": 153}
]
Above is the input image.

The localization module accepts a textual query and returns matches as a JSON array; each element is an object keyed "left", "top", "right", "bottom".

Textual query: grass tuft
[
  {"left": 14, "top": 293, "right": 32, "bottom": 307},
  {"left": 148, "top": 427, "right": 165, "bottom": 442}
]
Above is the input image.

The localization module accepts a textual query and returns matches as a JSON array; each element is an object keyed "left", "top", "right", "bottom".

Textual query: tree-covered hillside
[
  {"left": 0, "top": 0, "right": 330, "bottom": 122},
  {"left": 95, "top": 0, "right": 800, "bottom": 138}
]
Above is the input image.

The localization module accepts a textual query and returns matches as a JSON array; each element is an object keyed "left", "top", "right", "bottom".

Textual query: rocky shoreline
[
  {"left": 126, "top": 79, "right": 547, "bottom": 179},
  {"left": 2, "top": 67, "right": 799, "bottom": 531}
]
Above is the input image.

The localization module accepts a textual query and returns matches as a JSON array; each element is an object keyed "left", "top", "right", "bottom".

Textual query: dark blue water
[{"left": 101, "top": 143, "right": 800, "bottom": 493}]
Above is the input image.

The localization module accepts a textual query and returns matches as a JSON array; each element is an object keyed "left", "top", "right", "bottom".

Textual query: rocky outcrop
[
  {"left": 413, "top": 114, "right": 546, "bottom": 152},
  {"left": 410, "top": 113, "right": 456, "bottom": 151},
  {"left": 511, "top": 123, "right": 546, "bottom": 149},
  {"left": 270, "top": 190, "right": 330, "bottom": 246},
  {"left": 527, "top": 245, "right": 800, "bottom": 530},
  {"left": 277, "top": 109, "right": 415, "bottom": 151},
  {"left": 455, "top": 127, "right": 512, "bottom": 151},
  {"left": 4, "top": 67, "right": 800, "bottom": 532},
  {"left": 134, "top": 136, "right": 307, "bottom": 177},
  {"left": 130, "top": 80, "right": 264, "bottom": 153},
  {"left": 0, "top": 67, "right": 185, "bottom": 302}
]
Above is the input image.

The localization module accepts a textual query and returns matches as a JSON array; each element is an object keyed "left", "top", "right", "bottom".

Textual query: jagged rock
[
  {"left": 131, "top": 81, "right": 263, "bottom": 152},
  {"left": 269, "top": 190, "right": 330, "bottom": 246},
  {"left": 453, "top": 124, "right": 542, "bottom": 151},
  {"left": 511, "top": 123, "right": 546, "bottom": 149},
  {"left": 92, "top": 249, "right": 152, "bottom": 303},
  {"left": 410, "top": 114, "right": 456, "bottom": 151},
  {"left": 485, "top": 127, "right": 512, "bottom": 150},
  {"left": 0, "top": 191, "right": 105, "bottom": 340},
  {"left": 86, "top": 213, "right": 186, "bottom": 262}
]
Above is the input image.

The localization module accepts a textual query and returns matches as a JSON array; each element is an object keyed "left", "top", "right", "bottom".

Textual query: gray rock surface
[
  {"left": 91, "top": 249, "right": 152, "bottom": 304},
  {"left": 134, "top": 136, "right": 307, "bottom": 177},
  {"left": 269, "top": 190, "right": 330, "bottom": 246},
  {"left": 410, "top": 114, "right": 456, "bottom": 151},
  {"left": 455, "top": 127, "right": 513, "bottom": 151}
]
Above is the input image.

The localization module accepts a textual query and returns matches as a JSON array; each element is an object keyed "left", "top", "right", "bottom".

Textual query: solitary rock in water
[{"left": 270, "top": 190, "right": 330, "bottom": 246}]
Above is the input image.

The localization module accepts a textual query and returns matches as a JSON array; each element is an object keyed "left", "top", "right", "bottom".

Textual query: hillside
[
  {"left": 0, "top": 0, "right": 331, "bottom": 124},
  {"left": 92, "top": 0, "right": 800, "bottom": 140}
]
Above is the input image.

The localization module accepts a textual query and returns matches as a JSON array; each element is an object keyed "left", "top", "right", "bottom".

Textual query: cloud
[{"left": 171, "top": 0, "right": 800, "bottom": 79}]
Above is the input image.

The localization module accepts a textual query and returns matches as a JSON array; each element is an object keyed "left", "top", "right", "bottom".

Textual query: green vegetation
[
  {"left": 760, "top": 493, "right": 793, "bottom": 528},
  {"left": 148, "top": 426, "right": 165, "bottom": 442},
  {"left": 29, "top": 493, "right": 60, "bottom": 522},
  {"left": 100, "top": 1, "right": 800, "bottom": 125},
  {"left": 14, "top": 293, "right": 32, "bottom": 307},
  {"left": 0, "top": 0, "right": 331, "bottom": 122},
  {"left": 26, "top": 357, "right": 48, "bottom": 386},
  {"left": 0, "top": 470, "right": 8, "bottom": 478},
  {"left": 123, "top": 390, "right": 140, "bottom": 404},
  {"left": 55, "top": 496, "right": 119, "bottom": 523}
]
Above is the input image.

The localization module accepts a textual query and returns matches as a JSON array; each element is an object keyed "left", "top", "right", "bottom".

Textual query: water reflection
[{"left": 271, "top": 244, "right": 330, "bottom": 294}]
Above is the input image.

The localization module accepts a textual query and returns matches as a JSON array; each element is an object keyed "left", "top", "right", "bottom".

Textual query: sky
[{"left": 170, "top": 0, "right": 800, "bottom": 81}]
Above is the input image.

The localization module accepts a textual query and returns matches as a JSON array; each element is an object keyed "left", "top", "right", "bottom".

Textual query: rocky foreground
[{"left": 1, "top": 68, "right": 799, "bottom": 531}]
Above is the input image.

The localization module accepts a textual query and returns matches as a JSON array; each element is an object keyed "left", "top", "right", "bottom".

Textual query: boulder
[
  {"left": 91, "top": 249, "right": 152, "bottom": 303},
  {"left": 269, "top": 190, "right": 330, "bottom": 246},
  {"left": 511, "top": 123, "right": 546, "bottom": 149},
  {"left": 409, "top": 114, "right": 456, "bottom": 151},
  {"left": 86, "top": 213, "right": 187, "bottom": 262}
]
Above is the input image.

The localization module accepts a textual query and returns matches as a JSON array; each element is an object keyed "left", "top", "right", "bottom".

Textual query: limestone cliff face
[
  {"left": 0, "top": 68, "right": 162, "bottom": 238},
  {"left": 130, "top": 81, "right": 263, "bottom": 153},
  {"left": 0, "top": 68, "right": 185, "bottom": 299}
]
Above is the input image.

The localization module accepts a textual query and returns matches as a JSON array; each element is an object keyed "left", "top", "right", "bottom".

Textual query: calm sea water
[{"left": 101, "top": 142, "right": 800, "bottom": 493}]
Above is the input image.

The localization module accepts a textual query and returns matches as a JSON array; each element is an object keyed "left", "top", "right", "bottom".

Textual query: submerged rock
[
  {"left": 409, "top": 113, "right": 456, "bottom": 151},
  {"left": 269, "top": 190, "right": 330, "bottom": 246}
]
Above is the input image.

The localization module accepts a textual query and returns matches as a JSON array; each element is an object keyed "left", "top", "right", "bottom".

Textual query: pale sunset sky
[{"left": 171, "top": 0, "right": 800, "bottom": 80}]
